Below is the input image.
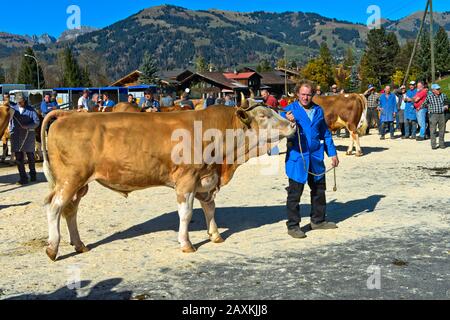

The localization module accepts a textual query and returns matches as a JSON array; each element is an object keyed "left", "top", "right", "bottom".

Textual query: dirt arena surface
[{"left": 0, "top": 126, "right": 449, "bottom": 300}]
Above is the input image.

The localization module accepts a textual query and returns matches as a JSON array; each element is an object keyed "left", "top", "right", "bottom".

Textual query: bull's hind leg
[
  {"left": 176, "top": 191, "right": 196, "bottom": 253},
  {"left": 200, "top": 199, "right": 223, "bottom": 243},
  {"left": 353, "top": 132, "right": 363, "bottom": 157},
  {"left": 63, "top": 185, "right": 89, "bottom": 254},
  {"left": 346, "top": 127, "right": 355, "bottom": 155}
]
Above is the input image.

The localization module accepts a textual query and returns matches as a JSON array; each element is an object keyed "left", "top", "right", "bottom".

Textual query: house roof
[
  {"left": 260, "top": 71, "right": 295, "bottom": 86},
  {"left": 110, "top": 70, "right": 141, "bottom": 87},
  {"left": 223, "top": 72, "right": 257, "bottom": 80}
]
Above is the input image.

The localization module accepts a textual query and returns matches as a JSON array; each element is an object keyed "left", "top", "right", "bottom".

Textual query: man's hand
[
  {"left": 393, "top": 112, "right": 396, "bottom": 117},
  {"left": 286, "top": 111, "right": 295, "bottom": 122},
  {"left": 331, "top": 155, "right": 339, "bottom": 168}
]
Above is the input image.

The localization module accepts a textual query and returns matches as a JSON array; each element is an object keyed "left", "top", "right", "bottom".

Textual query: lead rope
[
  {"left": 296, "top": 126, "right": 337, "bottom": 191},
  {"left": 13, "top": 115, "right": 30, "bottom": 152}
]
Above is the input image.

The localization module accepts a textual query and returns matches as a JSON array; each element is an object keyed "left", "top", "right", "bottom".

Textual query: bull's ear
[{"left": 236, "top": 109, "right": 252, "bottom": 128}]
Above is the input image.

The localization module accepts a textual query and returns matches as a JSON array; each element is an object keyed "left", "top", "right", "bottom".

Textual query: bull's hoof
[
  {"left": 46, "top": 247, "right": 58, "bottom": 261},
  {"left": 209, "top": 233, "right": 224, "bottom": 243},
  {"left": 181, "top": 244, "right": 196, "bottom": 253},
  {"left": 75, "top": 244, "right": 90, "bottom": 254},
  {"left": 355, "top": 151, "right": 364, "bottom": 157},
  {"left": 345, "top": 151, "right": 353, "bottom": 156}
]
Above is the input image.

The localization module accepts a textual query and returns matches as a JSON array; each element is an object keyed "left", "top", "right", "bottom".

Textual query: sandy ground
[{"left": 0, "top": 125, "right": 449, "bottom": 300}]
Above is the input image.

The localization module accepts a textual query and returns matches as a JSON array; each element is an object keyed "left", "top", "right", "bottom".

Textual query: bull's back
[
  {"left": 47, "top": 108, "right": 236, "bottom": 189},
  {"left": 313, "top": 94, "right": 363, "bottom": 130}
]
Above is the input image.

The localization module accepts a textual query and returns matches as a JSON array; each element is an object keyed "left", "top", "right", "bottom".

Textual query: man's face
[
  {"left": 18, "top": 100, "right": 25, "bottom": 107},
  {"left": 44, "top": 95, "right": 50, "bottom": 102},
  {"left": 385, "top": 86, "right": 391, "bottom": 94},
  {"left": 417, "top": 83, "right": 424, "bottom": 90},
  {"left": 128, "top": 96, "right": 133, "bottom": 102},
  {"left": 3, "top": 95, "right": 9, "bottom": 101},
  {"left": 103, "top": 95, "right": 108, "bottom": 100},
  {"left": 432, "top": 89, "right": 441, "bottom": 95},
  {"left": 261, "top": 91, "right": 269, "bottom": 100},
  {"left": 409, "top": 84, "right": 415, "bottom": 90},
  {"left": 297, "top": 86, "right": 313, "bottom": 107},
  {"left": 145, "top": 94, "right": 151, "bottom": 100},
  {"left": 83, "top": 92, "right": 89, "bottom": 98}
]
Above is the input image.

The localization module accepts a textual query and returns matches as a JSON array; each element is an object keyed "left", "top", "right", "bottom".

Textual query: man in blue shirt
[
  {"left": 99, "top": 93, "right": 115, "bottom": 112},
  {"left": 139, "top": 90, "right": 160, "bottom": 112},
  {"left": 282, "top": 80, "right": 339, "bottom": 239},
  {"left": 378, "top": 85, "right": 398, "bottom": 140},
  {"left": 40, "top": 93, "right": 59, "bottom": 117},
  {"left": 9, "top": 94, "right": 40, "bottom": 185},
  {"left": 404, "top": 81, "right": 418, "bottom": 139}
]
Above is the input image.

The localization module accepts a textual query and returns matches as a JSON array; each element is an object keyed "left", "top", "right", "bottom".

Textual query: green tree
[
  {"left": 347, "top": 66, "right": 360, "bottom": 93},
  {"left": 61, "top": 47, "right": 84, "bottom": 87},
  {"left": 81, "top": 67, "right": 92, "bottom": 87},
  {"left": 0, "top": 64, "right": 5, "bottom": 83},
  {"left": 256, "top": 59, "right": 272, "bottom": 72},
  {"left": 358, "top": 52, "right": 378, "bottom": 91},
  {"left": 435, "top": 26, "right": 450, "bottom": 78},
  {"left": 277, "top": 58, "right": 287, "bottom": 69},
  {"left": 194, "top": 55, "right": 208, "bottom": 73},
  {"left": 361, "top": 27, "right": 400, "bottom": 87},
  {"left": 302, "top": 57, "right": 334, "bottom": 90},
  {"left": 17, "top": 47, "right": 45, "bottom": 88},
  {"left": 343, "top": 47, "right": 355, "bottom": 70},
  {"left": 139, "top": 51, "right": 159, "bottom": 84},
  {"left": 416, "top": 30, "right": 431, "bottom": 82}
]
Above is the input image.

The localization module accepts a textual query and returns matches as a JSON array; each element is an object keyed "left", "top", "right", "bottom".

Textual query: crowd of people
[{"left": 363, "top": 80, "right": 449, "bottom": 149}]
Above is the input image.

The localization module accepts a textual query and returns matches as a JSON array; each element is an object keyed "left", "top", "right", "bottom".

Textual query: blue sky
[{"left": 2, "top": 0, "right": 449, "bottom": 37}]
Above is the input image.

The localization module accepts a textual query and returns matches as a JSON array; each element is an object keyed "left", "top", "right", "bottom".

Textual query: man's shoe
[
  {"left": 16, "top": 179, "right": 29, "bottom": 185},
  {"left": 439, "top": 145, "right": 446, "bottom": 149},
  {"left": 287, "top": 227, "right": 307, "bottom": 239},
  {"left": 30, "top": 174, "right": 37, "bottom": 182},
  {"left": 416, "top": 136, "right": 424, "bottom": 141},
  {"left": 401, "top": 136, "right": 407, "bottom": 139},
  {"left": 431, "top": 146, "right": 438, "bottom": 150},
  {"left": 409, "top": 136, "right": 415, "bottom": 139},
  {"left": 311, "top": 221, "right": 338, "bottom": 230},
  {"left": 380, "top": 136, "right": 385, "bottom": 140}
]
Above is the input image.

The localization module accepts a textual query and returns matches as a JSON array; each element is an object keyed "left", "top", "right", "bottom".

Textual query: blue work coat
[
  {"left": 9, "top": 104, "right": 40, "bottom": 153},
  {"left": 282, "top": 101, "right": 337, "bottom": 184},
  {"left": 404, "top": 89, "right": 417, "bottom": 121},
  {"left": 379, "top": 94, "right": 398, "bottom": 122}
]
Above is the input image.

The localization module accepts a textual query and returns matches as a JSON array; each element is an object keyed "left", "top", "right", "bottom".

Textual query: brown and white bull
[
  {"left": 313, "top": 94, "right": 368, "bottom": 156},
  {"left": 41, "top": 99, "right": 296, "bottom": 261}
]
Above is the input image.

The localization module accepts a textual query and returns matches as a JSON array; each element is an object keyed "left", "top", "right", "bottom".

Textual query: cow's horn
[
  {"left": 240, "top": 92, "right": 248, "bottom": 109},
  {"left": 249, "top": 88, "right": 255, "bottom": 99}
]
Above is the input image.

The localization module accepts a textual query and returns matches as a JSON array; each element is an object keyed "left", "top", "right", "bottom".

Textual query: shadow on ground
[
  {"left": 5, "top": 278, "right": 132, "bottom": 300},
  {"left": 65, "top": 194, "right": 386, "bottom": 260},
  {"left": 335, "top": 145, "right": 388, "bottom": 155}
]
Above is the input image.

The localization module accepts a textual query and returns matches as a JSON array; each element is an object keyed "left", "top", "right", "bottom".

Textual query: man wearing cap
[
  {"left": 403, "top": 81, "right": 418, "bottom": 139},
  {"left": 139, "top": 90, "right": 160, "bottom": 112},
  {"left": 364, "top": 84, "right": 380, "bottom": 134},
  {"left": 77, "top": 89, "right": 90, "bottom": 112},
  {"left": 411, "top": 81, "right": 428, "bottom": 140},
  {"left": 9, "top": 94, "right": 40, "bottom": 185},
  {"left": 395, "top": 85, "right": 407, "bottom": 138},
  {"left": 422, "top": 84, "right": 448, "bottom": 149},
  {"left": 326, "top": 84, "right": 339, "bottom": 96}
]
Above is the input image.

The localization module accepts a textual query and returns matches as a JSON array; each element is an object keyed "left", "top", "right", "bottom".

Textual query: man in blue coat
[
  {"left": 404, "top": 81, "right": 418, "bottom": 139},
  {"left": 282, "top": 80, "right": 339, "bottom": 239},
  {"left": 9, "top": 94, "right": 40, "bottom": 185},
  {"left": 378, "top": 85, "right": 398, "bottom": 140}
]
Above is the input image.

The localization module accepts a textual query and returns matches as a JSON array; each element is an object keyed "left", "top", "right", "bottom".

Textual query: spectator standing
[
  {"left": 422, "top": 84, "right": 448, "bottom": 149},
  {"left": 160, "top": 92, "right": 174, "bottom": 107},
  {"left": 224, "top": 95, "right": 235, "bottom": 107},
  {"left": 363, "top": 84, "right": 380, "bottom": 134},
  {"left": 412, "top": 81, "right": 428, "bottom": 141},
  {"left": 404, "top": 81, "right": 418, "bottom": 139},
  {"left": 378, "top": 85, "right": 397, "bottom": 140},
  {"left": 77, "top": 89, "right": 90, "bottom": 112}
]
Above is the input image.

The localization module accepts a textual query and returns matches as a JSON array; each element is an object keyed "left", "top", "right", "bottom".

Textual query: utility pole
[
  {"left": 403, "top": 0, "right": 429, "bottom": 86},
  {"left": 284, "top": 50, "right": 287, "bottom": 96},
  {"left": 429, "top": 0, "right": 436, "bottom": 83}
]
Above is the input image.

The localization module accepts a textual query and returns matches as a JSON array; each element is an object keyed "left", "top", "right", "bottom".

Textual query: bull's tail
[
  {"left": 356, "top": 94, "right": 368, "bottom": 136},
  {"left": 41, "top": 110, "right": 71, "bottom": 190}
]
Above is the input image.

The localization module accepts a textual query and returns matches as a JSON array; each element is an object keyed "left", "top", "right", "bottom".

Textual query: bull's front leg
[
  {"left": 176, "top": 191, "right": 196, "bottom": 253},
  {"left": 200, "top": 200, "right": 224, "bottom": 243}
]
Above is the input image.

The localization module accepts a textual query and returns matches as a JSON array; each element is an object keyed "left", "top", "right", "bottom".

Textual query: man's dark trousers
[
  {"left": 286, "top": 175, "right": 326, "bottom": 229},
  {"left": 15, "top": 152, "right": 36, "bottom": 182}
]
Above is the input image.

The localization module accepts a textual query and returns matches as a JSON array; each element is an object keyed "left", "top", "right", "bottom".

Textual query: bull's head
[{"left": 236, "top": 93, "right": 296, "bottom": 143}]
